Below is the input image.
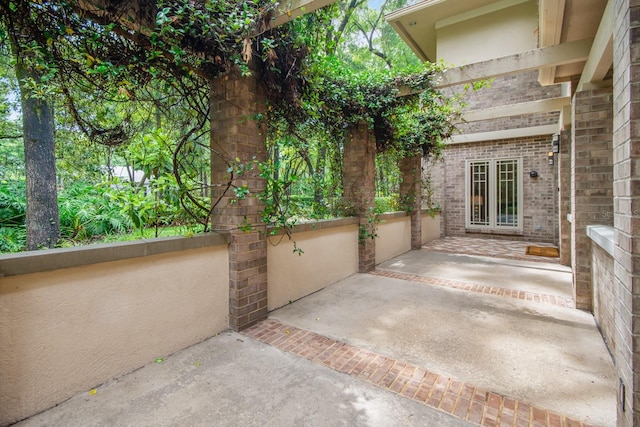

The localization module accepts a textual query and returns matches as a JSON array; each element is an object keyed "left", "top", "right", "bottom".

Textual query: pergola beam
[
  {"left": 436, "top": 38, "right": 593, "bottom": 88},
  {"left": 449, "top": 124, "right": 558, "bottom": 144},
  {"left": 537, "top": 0, "right": 566, "bottom": 86},
  {"left": 269, "top": 0, "right": 339, "bottom": 28},
  {"left": 462, "top": 96, "right": 571, "bottom": 122},
  {"left": 577, "top": 0, "right": 614, "bottom": 91}
]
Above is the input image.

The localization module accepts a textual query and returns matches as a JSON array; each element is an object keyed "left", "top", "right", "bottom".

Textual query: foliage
[
  {"left": 0, "top": 0, "right": 461, "bottom": 252},
  {"left": 0, "top": 179, "right": 25, "bottom": 225},
  {"left": 374, "top": 196, "right": 398, "bottom": 214},
  {"left": 58, "top": 182, "right": 134, "bottom": 240},
  {"left": 0, "top": 223, "right": 24, "bottom": 252}
]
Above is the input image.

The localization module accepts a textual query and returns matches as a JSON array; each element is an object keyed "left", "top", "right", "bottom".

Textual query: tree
[{"left": 2, "top": 5, "right": 60, "bottom": 249}]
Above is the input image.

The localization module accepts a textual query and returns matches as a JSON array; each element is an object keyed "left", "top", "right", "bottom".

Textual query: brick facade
[
  {"left": 571, "top": 88, "right": 614, "bottom": 310},
  {"left": 558, "top": 130, "right": 572, "bottom": 267},
  {"left": 446, "top": 71, "right": 563, "bottom": 134},
  {"left": 592, "top": 244, "right": 616, "bottom": 357},
  {"left": 429, "top": 136, "right": 557, "bottom": 243},
  {"left": 612, "top": 0, "right": 640, "bottom": 423},
  {"left": 424, "top": 71, "right": 564, "bottom": 244},
  {"left": 343, "top": 123, "right": 376, "bottom": 272},
  {"left": 210, "top": 73, "right": 268, "bottom": 331}
]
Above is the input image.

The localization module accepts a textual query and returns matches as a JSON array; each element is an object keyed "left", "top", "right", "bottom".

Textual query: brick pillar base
[
  {"left": 344, "top": 122, "right": 376, "bottom": 272},
  {"left": 210, "top": 72, "right": 268, "bottom": 330},
  {"left": 400, "top": 155, "right": 423, "bottom": 249}
]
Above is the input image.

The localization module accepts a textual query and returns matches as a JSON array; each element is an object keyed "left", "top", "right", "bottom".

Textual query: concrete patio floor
[{"left": 16, "top": 239, "right": 616, "bottom": 426}]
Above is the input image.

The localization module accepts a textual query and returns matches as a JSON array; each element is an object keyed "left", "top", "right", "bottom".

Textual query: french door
[{"left": 465, "top": 158, "right": 522, "bottom": 231}]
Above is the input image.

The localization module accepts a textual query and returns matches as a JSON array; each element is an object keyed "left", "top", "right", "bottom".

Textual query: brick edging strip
[
  {"left": 243, "top": 319, "right": 592, "bottom": 427},
  {"left": 370, "top": 270, "right": 575, "bottom": 309}
]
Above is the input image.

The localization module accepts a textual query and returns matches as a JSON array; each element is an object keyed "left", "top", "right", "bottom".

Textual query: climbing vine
[{"left": 0, "top": 0, "right": 462, "bottom": 251}]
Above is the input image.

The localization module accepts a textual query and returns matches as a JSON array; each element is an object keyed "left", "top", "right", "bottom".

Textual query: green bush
[
  {"left": 0, "top": 180, "right": 26, "bottom": 226},
  {"left": 374, "top": 196, "right": 399, "bottom": 214},
  {"left": 58, "top": 182, "right": 134, "bottom": 240},
  {"left": 0, "top": 225, "right": 26, "bottom": 252}
]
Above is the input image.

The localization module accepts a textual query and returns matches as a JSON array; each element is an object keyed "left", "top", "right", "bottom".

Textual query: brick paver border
[
  {"left": 370, "top": 269, "right": 575, "bottom": 309},
  {"left": 243, "top": 319, "right": 593, "bottom": 427}
]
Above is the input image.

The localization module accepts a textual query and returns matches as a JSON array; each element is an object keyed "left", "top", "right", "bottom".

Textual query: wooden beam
[
  {"left": 577, "top": 0, "right": 613, "bottom": 91},
  {"left": 436, "top": 38, "right": 593, "bottom": 88},
  {"left": 269, "top": 0, "right": 339, "bottom": 28},
  {"left": 448, "top": 124, "right": 558, "bottom": 144},
  {"left": 537, "top": 0, "right": 565, "bottom": 86},
  {"left": 462, "top": 96, "right": 570, "bottom": 122}
]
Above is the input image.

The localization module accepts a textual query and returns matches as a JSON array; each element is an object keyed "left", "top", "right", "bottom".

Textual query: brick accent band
[
  {"left": 243, "top": 319, "right": 592, "bottom": 427},
  {"left": 369, "top": 269, "right": 575, "bottom": 309}
]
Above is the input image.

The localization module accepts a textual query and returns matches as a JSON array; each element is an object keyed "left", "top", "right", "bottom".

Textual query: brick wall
[
  {"left": 444, "top": 70, "right": 563, "bottom": 110},
  {"left": 570, "top": 88, "right": 614, "bottom": 311},
  {"left": 612, "top": 0, "right": 639, "bottom": 423},
  {"left": 592, "top": 243, "right": 616, "bottom": 356},
  {"left": 433, "top": 136, "right": 557, "bottom": 242},
  {"left": 558, "top": 130, "right": 572, "bottom": 266},
  {"left": 458, "top": 112, "right": 561, "bottom": 134},
  {"left": 444, "top": 70, "right": 563, "bottom": 135}
]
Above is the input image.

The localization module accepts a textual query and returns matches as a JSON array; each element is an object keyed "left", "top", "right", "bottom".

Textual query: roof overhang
[{"left": 387, "top": 0, "right": 612, "bottom": 87}]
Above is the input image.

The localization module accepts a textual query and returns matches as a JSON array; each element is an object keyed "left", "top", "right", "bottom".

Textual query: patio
[{"left": 15, "top": 238, "right": 616, "bottom": 427}]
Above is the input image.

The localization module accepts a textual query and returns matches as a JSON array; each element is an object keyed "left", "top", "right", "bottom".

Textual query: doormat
[{"left": 526, "top": 246, "right": 560, "bottom": 258}]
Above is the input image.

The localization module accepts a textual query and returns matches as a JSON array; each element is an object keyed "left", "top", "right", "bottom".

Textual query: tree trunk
[{"left": 11, "top": 37, "right": 60, "bottom": 250}]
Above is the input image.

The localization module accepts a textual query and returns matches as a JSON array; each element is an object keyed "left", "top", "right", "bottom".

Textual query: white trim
[
  {"left": 385, "top": 0, "right": 444, "bottom": 22},
  {"left": 448, "top": 124, "right": 557, "bottom": 144},
  {"left": 586, "top": 225, "right": 615, "bottom": 256},
  {"left": 435, "top": 0, "right": 529, "bottom": 30},
  {"left": 436, "top": 39, "right": 593, "bottom": 88}
]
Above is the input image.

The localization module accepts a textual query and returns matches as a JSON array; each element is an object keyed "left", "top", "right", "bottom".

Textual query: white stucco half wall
[
  {"left": 375, "top": 213, "right": 412, "bottom": 264},
  {"left": 267, "top": 220, "right": 359, "bottom": 311}
]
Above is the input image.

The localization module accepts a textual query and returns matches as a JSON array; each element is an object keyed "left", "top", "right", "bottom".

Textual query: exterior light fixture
[
  {"left": 551, "top": 133, "right": 560, "bottom": 153},
  {"left": 548, "top": 151, "right": 554, "bottom": 165}
]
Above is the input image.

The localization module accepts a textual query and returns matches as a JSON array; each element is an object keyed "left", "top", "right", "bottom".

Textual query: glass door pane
[
  {"left": 496, "top": 159, "right": 518, "bottom": 227},
  {"left": 469, "top": 161, "right": 490, "bottom": 226}
]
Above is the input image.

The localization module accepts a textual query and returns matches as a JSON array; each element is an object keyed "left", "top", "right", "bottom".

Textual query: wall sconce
[
  {"left": 551, "top": 133, "right": 560, "bottom": 153},
  {"left": 548, "top": 151, "right": 555, "bottom": 165},
  {"left": 529, "top": 171, "right": 538, "bottom": 178}
]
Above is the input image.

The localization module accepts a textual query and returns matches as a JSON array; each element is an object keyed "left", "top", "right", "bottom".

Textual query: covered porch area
[{"left": 16, "top": 238, "right": 615, "bottom": 427}]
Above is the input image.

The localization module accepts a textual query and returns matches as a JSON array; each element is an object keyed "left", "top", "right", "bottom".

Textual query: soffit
[{"left": 387, "top": 0, "right": 610, "bottom": 84}]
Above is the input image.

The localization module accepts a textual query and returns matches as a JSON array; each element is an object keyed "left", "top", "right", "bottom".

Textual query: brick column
[
  {"left": 210, "top": 72, "right": 267, "bottom": 331},
  {"left": 344, "top": 122, "right": 376, "bottom": 272},
  {"left": 570, "top": 88, "right": 613, "bottom": 310},
  {"left": 399, "top": 155, "right": 423, "bottom": 249},
  {"left": 613, "top": 1, "right": 640, "bottom": 423},
  {"left": 558, "top": 130, "right": 572, "bottom": 266}
]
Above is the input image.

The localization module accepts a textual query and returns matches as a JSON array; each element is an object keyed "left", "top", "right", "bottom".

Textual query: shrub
[
  {"left": 0, "top": 225, "right": 26, "bottom": 253},
  {"left": 0, "top": 180, "right": 26, "bottom": 226},
  {"left": 58, "top": 182, "right": 134, "bottom": 240}
]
